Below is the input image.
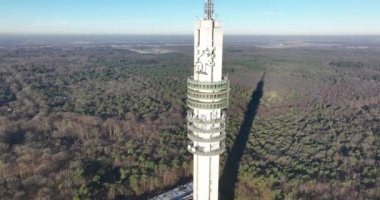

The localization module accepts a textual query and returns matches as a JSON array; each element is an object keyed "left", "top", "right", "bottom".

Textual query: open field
[{"left": 0, "top": 36, "right": 379, "bottom": 199}]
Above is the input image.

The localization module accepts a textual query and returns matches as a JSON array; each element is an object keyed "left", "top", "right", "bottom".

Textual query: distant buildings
[{"left": 150, "top": 183, "right": 192, "bottom": 200}]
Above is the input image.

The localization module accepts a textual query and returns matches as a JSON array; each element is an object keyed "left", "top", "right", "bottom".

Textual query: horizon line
[{"left": 1, "top": 33, "right": 380, "bottom": 37}]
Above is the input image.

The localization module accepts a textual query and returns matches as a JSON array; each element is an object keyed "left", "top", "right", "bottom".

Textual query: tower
[{"left": 187, "top": 0, "right": 229, "bottom": 199}]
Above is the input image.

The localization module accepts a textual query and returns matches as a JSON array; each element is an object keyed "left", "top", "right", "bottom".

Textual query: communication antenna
[{"left": 205, "top": 0, "right": 214, "bottom": 20}]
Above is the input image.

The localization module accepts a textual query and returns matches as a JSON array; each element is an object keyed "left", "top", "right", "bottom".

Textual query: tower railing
[
  {"left": 188, "top": 131, "right": 226, "bottom": 143},
  {"left": 187, "top": 141, "right": 226, "bottom": 156},
  {"left": 187, "top": 76, "right": 230, "bottom": 109},
  {"left": 187, "top": 111, "right": 226, "bottom": 124},
  {"left": 187, "top": 98, "right": 228, "bottom": 110},
  {"left": 187, "top": 89, "right": 229, "bottom": 100},
  {"left": 188, "top": 123, "right": 225, "bottom": 134},
  {"left": 187, "top": 76, "right": 229, "bottom": 91}
]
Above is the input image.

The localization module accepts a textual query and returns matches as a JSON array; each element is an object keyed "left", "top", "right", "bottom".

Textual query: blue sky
[{"left": 0, "top": 0, "right": 379, "bottom": 35}]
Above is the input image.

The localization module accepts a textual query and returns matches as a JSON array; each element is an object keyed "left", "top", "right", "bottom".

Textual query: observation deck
[
  {"left": 188, "top": 124, "right": 225, "bottom": 134},
  {"left": 187, "top": 142, "right": 226, "bottom": 156},
  {"left": 186, "top": 76, "right": 230, "bottom": 110},
  {"left": 188, "top": 132, "right": 226, "bottom": 143},
  {"left": 187, "top": 111, "right": 226, "bottom": 143},
  {"left": 187, "top": 111, "right": 226, "bottom": 124},
  {"left": 187, "top": 76, "right": 229, "bottom": 91}
]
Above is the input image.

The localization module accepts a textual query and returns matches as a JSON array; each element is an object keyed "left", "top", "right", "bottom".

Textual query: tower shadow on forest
[{"left": 220, "top": 73, "right": 265, "bottom": 200}]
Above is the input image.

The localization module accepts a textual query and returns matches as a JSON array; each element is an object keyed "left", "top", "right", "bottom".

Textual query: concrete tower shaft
[{"left": 187, "top": 1, "right": 229, "bottom": 200}]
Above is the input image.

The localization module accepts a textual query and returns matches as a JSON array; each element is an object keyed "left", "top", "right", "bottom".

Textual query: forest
[{"left": 0, "top": 38, "right": 379, "bottom": 200}]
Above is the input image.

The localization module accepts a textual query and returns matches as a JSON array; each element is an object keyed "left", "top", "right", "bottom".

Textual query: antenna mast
[{"left": 205, "top": 0, "right": 214, "bottom": 20}]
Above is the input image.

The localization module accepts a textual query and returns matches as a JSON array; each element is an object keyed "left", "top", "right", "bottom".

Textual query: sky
[{"left": 0, "top": 0, "right": 379, "bottom": 35}]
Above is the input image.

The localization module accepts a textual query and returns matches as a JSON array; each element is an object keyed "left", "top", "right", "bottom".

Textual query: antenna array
[{"left": 205, "top": 0, "right": 214, "bottom": 19}]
